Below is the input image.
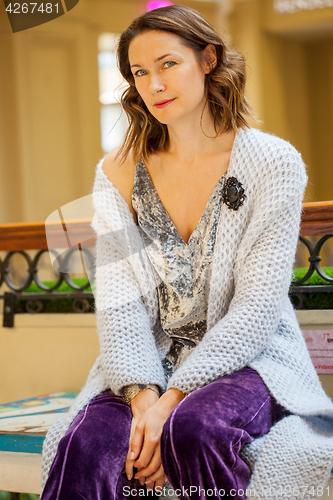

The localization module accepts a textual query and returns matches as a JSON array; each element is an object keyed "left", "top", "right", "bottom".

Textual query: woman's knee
[
  {"left": 161, "top": 398, "right": 215, "bottom": 456},
  {"left": 59, "top": 396, "right": 132, "bottom": 462},
  {"left": 42, "top": 397, "right": 133, "bottom": 498}
]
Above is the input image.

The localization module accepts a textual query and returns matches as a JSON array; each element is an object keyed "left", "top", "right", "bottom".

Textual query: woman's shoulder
[
  {"left": 242, "top": 127, "right": 303, "bottom": 159},
  {"left": 96, "top": 147, "right": 138, "bottom": 221},
  {"left": 241, "top": 127, "right": 307, "bottom": 185},
  {"left": 100, "top": 147, "right": 137, "bottom": 196}
]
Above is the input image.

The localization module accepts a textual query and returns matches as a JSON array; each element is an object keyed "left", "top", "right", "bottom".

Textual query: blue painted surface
[
  {"left": 0, "top": 434, "right": 45, "bottom": 454},
  {"left": 0, "top": 391, "right": 78, "bottom": 410},
  {"left": 0, "top": 391, "right": 78, "bottom": 454}
]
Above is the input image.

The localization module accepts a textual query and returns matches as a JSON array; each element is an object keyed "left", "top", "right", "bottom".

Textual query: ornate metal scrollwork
[
  {"left": 1, "top": 233, "right": 333, "bottom": 323},
  {"left": 289, "top": 234, "right": 333, "bottom": 310},
  {"left": 0, "top": 247, "right": 95, "bottom": 326}
]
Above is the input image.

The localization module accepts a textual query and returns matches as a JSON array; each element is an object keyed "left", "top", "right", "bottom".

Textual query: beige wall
[
  {"left": 305, "top": 39, "right": 333, "bottom": 202},
  {"left": 229, "top": 0, "right": 333, "bottom": 203},
  {"left": 0, "top": 2, "right": 102, "bottom": 224},
  {"left": 1, "top": 311, "right": 333, "bottom": 404},
  {"left": 0, "top": 314, "right": 99, "bottom": 403}
]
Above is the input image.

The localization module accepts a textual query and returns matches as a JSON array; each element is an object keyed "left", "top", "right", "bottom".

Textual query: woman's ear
[{"left": 203, "top": 44, "right": 217, "bottom": 73}]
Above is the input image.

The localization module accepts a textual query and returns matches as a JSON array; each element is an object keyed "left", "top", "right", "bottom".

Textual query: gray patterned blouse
[{"left": 132, "top": 157, "right": 227, "bottom": 381}]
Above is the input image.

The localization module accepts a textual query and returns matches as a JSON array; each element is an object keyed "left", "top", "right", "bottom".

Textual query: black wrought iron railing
[
  {"left": 1, "top": 201, "right": 333, "bottom": 326},
  {"left": 289, "top": 201, "right": 333, "bottom": 310},
  {"left": 0, "top": 219, "right": 95, "bottom": 326}
]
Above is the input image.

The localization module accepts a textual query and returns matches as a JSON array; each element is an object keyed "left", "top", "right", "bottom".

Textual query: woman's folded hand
[{"left": 126, "top": 388, "right": 186, "bottom": 493}]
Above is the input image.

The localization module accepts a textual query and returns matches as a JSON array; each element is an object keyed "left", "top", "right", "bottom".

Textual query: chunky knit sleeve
[
  {"left": 166, "top": 143, "right": 308, "bottom": 394},
  {"left": 91, "top": 159, "right": 167, "bottom": 396}
]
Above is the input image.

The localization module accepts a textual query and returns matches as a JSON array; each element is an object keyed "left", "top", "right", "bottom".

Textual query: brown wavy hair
[{"left": 115, "top": 4, "right": 258, "bottom": 165}]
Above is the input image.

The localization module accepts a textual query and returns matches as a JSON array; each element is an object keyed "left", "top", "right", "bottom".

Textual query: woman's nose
[{"left": 148, "top": 74, "right": 165, "bottom": 94}]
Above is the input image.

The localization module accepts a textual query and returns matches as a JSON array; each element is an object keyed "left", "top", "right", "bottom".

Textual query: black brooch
[{"left": 222, "top": 177, "right": 246, "bottom": 210}]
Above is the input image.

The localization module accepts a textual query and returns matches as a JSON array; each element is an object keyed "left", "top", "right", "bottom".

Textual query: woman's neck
[
  {"left": 165, "top": 103, "right": 237, "bottom": 164},
  {"left": 166, "top": 126, "right": 237, "bottom": 166}
]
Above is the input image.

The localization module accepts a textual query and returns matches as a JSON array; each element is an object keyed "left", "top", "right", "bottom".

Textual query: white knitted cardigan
[{"left": 41, "top": 127, "right": 333, "bottom": 499}]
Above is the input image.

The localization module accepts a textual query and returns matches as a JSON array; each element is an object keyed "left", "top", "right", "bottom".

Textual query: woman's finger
[
  {"left": 145, "top": 464, "right": 165, "bottom": 486},
  {"left": 125, "top": 417, "right": 137, "bottom": 480},
  {"left": 125, "top": 418, "right": 144, "bottom": 480},
  {"left": 154, "top": 473, "right": 167, "bottom": 493},
  {"left": 134, "top": 445, "right": 161, "bottom": 481},
  {"left": 145, "top": 467, "right": 166, "bottom": 494},
  {"left": 133, "top": 430, "right": 160, "bottom": 472}
]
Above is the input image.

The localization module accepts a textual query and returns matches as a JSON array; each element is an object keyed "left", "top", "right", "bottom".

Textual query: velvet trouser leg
[
  {"left": 160, "top": 367, "right": 291, "bottom": 500},
  {"left": 40, "top": 367, "right": 290, "bottom": 500},
  {"left": 40, "top": 391, "right": 152, "bottom": 500}
]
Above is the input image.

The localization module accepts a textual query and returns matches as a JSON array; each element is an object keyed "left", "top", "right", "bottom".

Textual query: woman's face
[{"left": 128, "top": 30, "right": 212, "bottom": 126}]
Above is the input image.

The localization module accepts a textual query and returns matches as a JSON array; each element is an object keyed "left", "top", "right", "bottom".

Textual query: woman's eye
[
  {"left": 134, "top": 69, "right": 146, "bottom": 77},
  {"left": 164, "top": 61, "right": 176, "bottom": 68}
]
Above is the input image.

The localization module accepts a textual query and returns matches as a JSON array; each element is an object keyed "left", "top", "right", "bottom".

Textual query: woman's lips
[{"left": 154, "top": 98, "right": 175, "bottom": 109}]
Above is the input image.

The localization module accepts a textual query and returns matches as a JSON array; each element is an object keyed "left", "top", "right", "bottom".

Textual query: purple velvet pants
[{"left": 41, "top": 367, "right": 290, "bottom": 500}]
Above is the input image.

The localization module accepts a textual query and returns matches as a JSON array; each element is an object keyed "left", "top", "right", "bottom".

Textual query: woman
[{"left": 40, "top": 5, "right": 333, "bottom": 500}]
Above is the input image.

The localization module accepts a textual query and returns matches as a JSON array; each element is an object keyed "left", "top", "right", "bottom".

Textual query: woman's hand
[
  {"left": 126, "top": 388, "right": 186, "bottom": 493},
  {"left": 126, "top": 388, "right": 160, "bottom": 487}
]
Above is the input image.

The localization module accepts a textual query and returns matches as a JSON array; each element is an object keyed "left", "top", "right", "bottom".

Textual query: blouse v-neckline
[{"left": 136, "top": 131, "right": 239, "bottom": 246}]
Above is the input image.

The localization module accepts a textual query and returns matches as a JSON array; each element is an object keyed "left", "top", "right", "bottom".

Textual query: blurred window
[{"left": 98, "top": 33, "right": 128, "bottom": 153}]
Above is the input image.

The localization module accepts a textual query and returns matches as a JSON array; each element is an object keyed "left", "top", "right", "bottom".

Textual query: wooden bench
[
  {"left": 0, "top": 392, "right": 77, "bottom": 495},
  {"left": 1, "top": 391, "right": 333, "bottom": 498}
]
